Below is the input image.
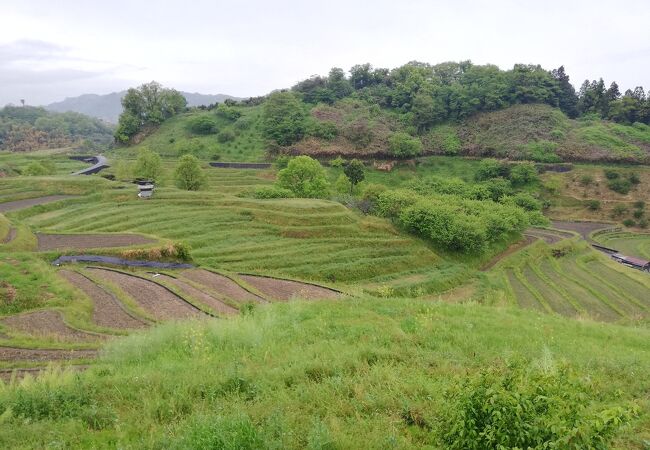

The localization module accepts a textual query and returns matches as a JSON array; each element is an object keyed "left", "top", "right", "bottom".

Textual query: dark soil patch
[
  {"left": 37, "top": 233, "right": 155, "bottom": 251},
  {"left": 0, "top": 195, "right": 77, "bottom": 213},
  {"left": 2, "top": 227, "right": 16, "bottom": 244},
  {"left": 0, "top": 346, "right": 97, "bottom": 362},
  {"left": 551, "top": 221, "right": 613, "bottom": 242},
  {"left": 0, "top": 310, "right": 105, "bottom": 342},
  {"left": 181, "top": 269, "right": 265, "bottom": 303},
  {"left": 59, "top": 270, "right": 149, "bottom": 329},
  {"left": 238, "top": 274, "right": 340, "bottom": 301},
  {"left": 481, "top": 235, "right": 538, "bottom": 271},
  {"left": 156, "top": 274, "right": 238, "bottom": 316},
  {"left": 87, "top": 268, "right": 203, "bottom": 321}
]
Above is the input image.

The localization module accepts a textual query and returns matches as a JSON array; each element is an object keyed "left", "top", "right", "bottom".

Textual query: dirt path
[
  {"left": 37, "top": 233, "right": 155, "bottom": 251},
  {"left": 0, "top": 195, "right": 77, "bottom": 213},
  {"left": 59, "top": 270, "right": 149, "bottom": 329},
  {"left": 238, "top": 274, "right": 340, "bottom": 301},
  {"left": 0, "top": 310, "right": 105, "bottom": 342},
  {"left": 550, "top": 221, "right": 613, "bottom": 242},
  {"left": 481, "top": 235, "right": 537, "bottom": 271},
  {"left": 87, "top": 268, "right": 203, "bottom": 321},
  {"left": 524, "top": 228, "right": 574, "bottom": 244},
  {"left": 1, "top": 227, "right": 16, "bottom": 244},
  {"left": 181, "top": 269, "right": 265, "bottom": 303},
  {"left": 156, "top": 274, "right": 238, "bottom": 316}
]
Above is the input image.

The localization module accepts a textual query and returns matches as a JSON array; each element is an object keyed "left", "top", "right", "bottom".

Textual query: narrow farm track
[
  {"left": 181, "top": 269, "right": 265, "bottom": 304},
  {"left": 1, "top": 227, "right": 16, "bottom": 244},
  {"left": 0, "top": 310, "right": 105, "bottom": 342},
  {"left": 58, "top": 270, "right": 150, "bottom": 329},
  {"left": 86, "top": 268, "right": 203, "bottom": 321},
  {"left": 550, "top": 221, "right": 613, "bottom": 242},
  {"left": 238, "top": 274, "right": 340, "bottom": 301},
  {"left": 155, "top": 274, "right": 239, "bottom": 315},
  {"left": 37, "top": 233, "right": 156, "bottom": 251},
  {"left": 0, "top": 195, "right": 77, "bottom": 213},
  {"left": 0, "top": 365, "right": 89, "bottom": 383}
]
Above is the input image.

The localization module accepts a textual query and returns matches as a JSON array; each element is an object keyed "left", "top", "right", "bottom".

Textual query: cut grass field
[{"left": 593, "top": 229, "right": 650, "bottom": 259}]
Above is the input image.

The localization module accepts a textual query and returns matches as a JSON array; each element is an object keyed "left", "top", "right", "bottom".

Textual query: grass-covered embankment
[{"left": 0, "top": 297, "right": 648, "bottom": 448}]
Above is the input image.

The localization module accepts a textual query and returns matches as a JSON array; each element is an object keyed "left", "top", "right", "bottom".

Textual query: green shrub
[
  {"left": 23, "top": 162, "right": 50, "bottom": 176},
  {"left": 475, "top": 159, "right": 509, "bottom": 181},
  {"left": 344, "top": 120, "right": 373, "bottom": 149},
  {"left": 187, "top": 115, "right": 218, "bottom": 135},
  {"left": 512, "top": 192, "right": 542, "bottom": 211},
  {"left": 509, "top": 162, "right": 538, "bottom": 186},
  {"left": 217, "top": 129, "right": 236, "bottom": 143},
  {"left": 633, "top": 200, "right": 645, "bottom": 209},
  {"left": 638, "top": 218, "right": 648, "bottom": 229},
  {"left": 627, "top": 172, "right": 640, "bottom": 185},
  {"left": 277, "top": 155, "right": 330, "bottom": 198},
  {"left": 579, "top": 174, "right": 594, "bottom": 186},
  {"left": 174, "top": 154, "right": 206, "bottom": 191},
  {"left": 612, "top": 204, "right": 628, "bottom": 217},
  {"left": 215, "top": 104, "right": 242, "bottom": 121},
  {"left": 521, "top": 140, "right": 561, "bottom": 162},
  {"left": 252, "top": 186, "right": 294, "bottom": 199},
  {"left": 604, "top": 169, "right": 620, "bottom": 180},
  {"left": 388, "top": 132, "right": 422, "bottom": 158},
  {"left": 586, "top": 199, "right": 601, "bottom": 210},
  {"left": 173, "top": 242, "right": 192, "bottom": 261},
  {"left": 437, "top": 360, "right": 636, "bottom": 449},
  {"left": 632, "top": 209, "right": 644, "bottom": 219},
  {"left": 607, "top": 178, "right": 632, "bottom": 194},
  {"left": 233, "top": 116, "right": 253, "bottom": 130},
  {"left": 307, "top": 120, "right": 338, "bottom": 140},
  {"left": 623, "top": 218, "right": 636, "bottom": 227}
]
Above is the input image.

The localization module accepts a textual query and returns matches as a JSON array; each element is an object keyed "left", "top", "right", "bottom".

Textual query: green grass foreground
[{"left": 1, "top": 298, "right": 648, "bottom": 448}]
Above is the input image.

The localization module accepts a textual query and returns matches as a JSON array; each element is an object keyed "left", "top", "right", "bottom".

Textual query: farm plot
[
  {"left": 181, "top": 269, "right": 265, "bottom": 304},
  {"left": 58, "top": 270, "right": 149, "bottom": 330},
  {"left": 154, "top": 274, "right": 238, "bottom": 316},
  {"left": 86, "top": 268, "right": 203, "bottom": 321},
  {"left": 498, "top": 247, "right": 648, "bottom": 322},
  {"left": 0, "top": 195, "right": 77, "bottom": 213},
  {"left": 0, "top": 310, "right": 105, "bottom": 342},
  {"left": 238, "top": 274, "right": 340, "bottom": 301}
]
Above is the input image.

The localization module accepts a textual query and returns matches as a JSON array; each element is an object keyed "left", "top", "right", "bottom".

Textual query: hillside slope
[{"left": 47, "top": 91, "right": 242, "bottom": 123}]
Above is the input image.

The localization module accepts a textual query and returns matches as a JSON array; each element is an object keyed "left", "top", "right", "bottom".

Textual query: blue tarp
[{"left": 52, "top": 255, "right": 194, "bottom": 269}]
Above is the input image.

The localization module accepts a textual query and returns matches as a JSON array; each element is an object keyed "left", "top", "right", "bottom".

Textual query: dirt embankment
[
  {"left": 59, "top": 270, "right": 149, "bottom": 329},
  {"left": 0, "top": 346, "right": 97, "bottom": 362},
  {"left": 37, "top": 233, "right": 156, "bottom": 251},
  {"left": 87, "top": 268, "right": 203, "bottom": 321}
]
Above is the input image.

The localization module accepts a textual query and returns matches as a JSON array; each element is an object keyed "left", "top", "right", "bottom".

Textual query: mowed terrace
[{"left": 14, "top": 169, "right": 443, "bottom": 289}]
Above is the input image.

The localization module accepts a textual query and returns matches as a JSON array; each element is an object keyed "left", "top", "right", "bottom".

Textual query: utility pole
[{"left": 20, "top": 99, "right": 25, "bottom": 107}]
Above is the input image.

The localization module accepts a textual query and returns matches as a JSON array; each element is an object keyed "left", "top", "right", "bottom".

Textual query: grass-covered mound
[{"left": 0, "top": 298, "right": 647, "bottom": 448}]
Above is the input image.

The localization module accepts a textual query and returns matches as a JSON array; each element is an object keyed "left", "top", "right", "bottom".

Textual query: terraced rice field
[
  {"left": 594, "top": 229, "right": 650, "bottom": 259},
  {"left": 498, "top": 246, "right": 649, "bottom": 322},
  {"left": 13, "top": 170, "right": 453, "bottom": 294}
]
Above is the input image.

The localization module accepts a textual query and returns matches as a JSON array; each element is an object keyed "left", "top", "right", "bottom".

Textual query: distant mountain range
[{"left": 46, "top": 91, "right": 241, "bottom": 123}]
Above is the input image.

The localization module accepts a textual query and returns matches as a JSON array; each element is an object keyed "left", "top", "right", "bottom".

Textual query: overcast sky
[{"left": 1, "top": 0, "right": 649, "bottom": 106}]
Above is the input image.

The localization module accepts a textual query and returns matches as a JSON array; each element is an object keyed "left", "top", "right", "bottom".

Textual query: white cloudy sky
[{"left": 1, "top": 0, "right": 649, "bottom": 106}]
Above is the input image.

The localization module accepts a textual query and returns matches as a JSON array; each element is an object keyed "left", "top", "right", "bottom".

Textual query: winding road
[{"left": 71, "top": 155, "right": 109, "bottom": 175}]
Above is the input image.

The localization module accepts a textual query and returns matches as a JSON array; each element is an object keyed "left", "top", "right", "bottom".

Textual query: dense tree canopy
[
  {"left": 277, "top": 155, "right": 330, "bottom": 198},
  {"left": 262, "top": 91, "right": 307, "bottom": 146},
  {"left": 115, "top": 81, "right": 187, "bottom": 143}
]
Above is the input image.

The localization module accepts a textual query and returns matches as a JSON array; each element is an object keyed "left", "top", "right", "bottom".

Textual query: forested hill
[
  {"left": 47, "top": 91, "right": 241, "bottom": 123},
  {"left": 0, "top": 106, "right": 114, "bottom": 152}
]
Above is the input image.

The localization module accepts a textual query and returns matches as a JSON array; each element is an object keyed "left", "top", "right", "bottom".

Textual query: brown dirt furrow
[
  {"left": 0, "top": 310, "right": 105, "bottom": 342},
  {"left": 59, "top": 270, "right": 149, "bottom": 329},
  {"left": 481, "top": 235, "right": 537, "bottom": 271},
  {"left": 2, "top": 227, "right": 16, "bottom": 244},
  {"left": 0, "top": 346, "right": 97, "bottom": 362},
  {"left": 181, "top": 269, "right": 265, "bottom": 303},
  {"left": 238, "top": 275, "right": 340, "bottom": 301},
  {"left": 0, "top": 195, "right": 76, "bottom": 213},
  {"left": 156, "top": 274, "right": 238, "bottom": 316},
  {"left": 37, "top": 233, "right": 155, "bottom": 251},
  {"left": 87, "top": 268, "right": 202, "bottom": 321}
]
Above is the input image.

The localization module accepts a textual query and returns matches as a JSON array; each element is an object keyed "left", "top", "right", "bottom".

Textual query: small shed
[{"left": 135, "top": 179, "right": 155, "bottom": 199}]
